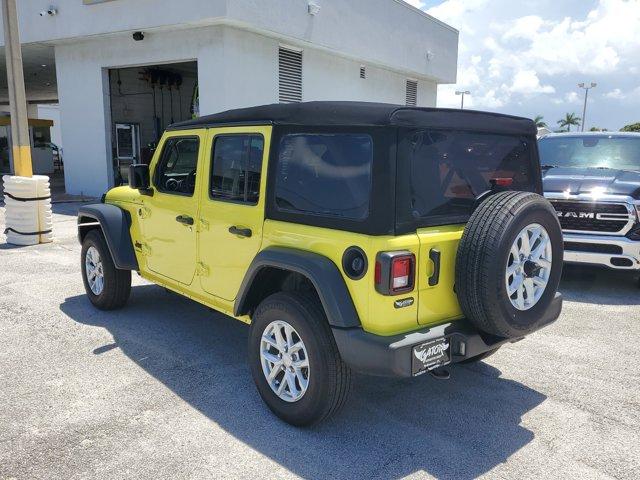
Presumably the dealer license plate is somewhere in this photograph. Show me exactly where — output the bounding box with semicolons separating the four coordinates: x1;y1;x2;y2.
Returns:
412;337;450;376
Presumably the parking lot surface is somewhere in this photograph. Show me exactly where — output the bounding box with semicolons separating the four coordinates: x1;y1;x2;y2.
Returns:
1;203;639;480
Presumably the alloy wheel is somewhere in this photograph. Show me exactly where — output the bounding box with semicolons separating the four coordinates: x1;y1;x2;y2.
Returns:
260;320;310;402
505;223;553;311
85;246;105;295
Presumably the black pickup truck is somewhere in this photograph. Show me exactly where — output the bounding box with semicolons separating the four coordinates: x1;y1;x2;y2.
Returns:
539;132;640;273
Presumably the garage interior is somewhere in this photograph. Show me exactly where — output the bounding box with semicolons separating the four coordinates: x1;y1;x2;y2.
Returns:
108;61;198;184
0;44;59;177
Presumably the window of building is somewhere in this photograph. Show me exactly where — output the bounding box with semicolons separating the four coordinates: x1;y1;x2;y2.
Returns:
31;126;52;148
210;135;264;204
154;137;200;196
274;133;373;220
279;47;303;103
406;80;418;106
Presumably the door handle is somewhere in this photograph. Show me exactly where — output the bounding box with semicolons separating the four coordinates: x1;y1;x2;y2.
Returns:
176;215;194;226
428;248;441;286
228;226;252;238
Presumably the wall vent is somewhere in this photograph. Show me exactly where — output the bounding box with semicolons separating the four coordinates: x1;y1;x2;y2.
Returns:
360;66;366;79
279;47;303;103
406;80;418;106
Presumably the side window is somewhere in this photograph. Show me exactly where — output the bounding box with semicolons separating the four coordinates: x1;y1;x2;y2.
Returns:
154;137;200;196
274;133;373;220
210;135;264;204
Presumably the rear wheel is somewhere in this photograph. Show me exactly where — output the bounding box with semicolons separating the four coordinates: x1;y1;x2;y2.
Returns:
81;229;131;310
248;292;351;426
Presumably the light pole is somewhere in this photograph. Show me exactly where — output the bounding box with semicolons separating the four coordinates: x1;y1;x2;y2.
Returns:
2;0;32;176
2;0;53;246
578;82;596;132
455;90;470;109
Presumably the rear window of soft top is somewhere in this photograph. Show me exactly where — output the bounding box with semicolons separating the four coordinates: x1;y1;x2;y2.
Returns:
397;129;537;229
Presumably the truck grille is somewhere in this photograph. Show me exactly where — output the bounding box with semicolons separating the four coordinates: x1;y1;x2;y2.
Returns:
550;201;631;233
563;242;623;255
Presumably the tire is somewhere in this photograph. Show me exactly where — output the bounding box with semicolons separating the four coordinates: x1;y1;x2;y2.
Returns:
81;229;131;310
455;191;563;338
248;292;352;426
458;347;500;364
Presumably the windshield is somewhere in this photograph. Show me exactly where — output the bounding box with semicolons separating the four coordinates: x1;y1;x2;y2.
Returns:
538;136;640;171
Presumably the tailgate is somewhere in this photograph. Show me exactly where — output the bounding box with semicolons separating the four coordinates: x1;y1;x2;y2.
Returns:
416;225;465;326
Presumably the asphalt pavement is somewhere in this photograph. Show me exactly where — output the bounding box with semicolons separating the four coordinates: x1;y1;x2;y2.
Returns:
1;203;639;479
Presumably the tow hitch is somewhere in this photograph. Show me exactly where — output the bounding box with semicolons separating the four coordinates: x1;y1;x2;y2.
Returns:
429;368;450;380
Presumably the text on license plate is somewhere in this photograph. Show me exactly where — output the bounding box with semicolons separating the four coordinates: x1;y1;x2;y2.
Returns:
412;337;450;376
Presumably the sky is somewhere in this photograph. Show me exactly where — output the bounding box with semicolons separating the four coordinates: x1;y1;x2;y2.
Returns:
404;0;640;130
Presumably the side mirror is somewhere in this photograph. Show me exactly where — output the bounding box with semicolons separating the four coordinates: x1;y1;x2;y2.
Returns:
129;164;152;194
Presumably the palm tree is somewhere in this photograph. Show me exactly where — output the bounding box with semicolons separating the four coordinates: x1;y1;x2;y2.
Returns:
533;115;547;128
557;113;581;132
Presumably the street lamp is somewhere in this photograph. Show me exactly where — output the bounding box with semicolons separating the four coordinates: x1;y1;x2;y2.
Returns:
455;90;470;109
578;82;597;132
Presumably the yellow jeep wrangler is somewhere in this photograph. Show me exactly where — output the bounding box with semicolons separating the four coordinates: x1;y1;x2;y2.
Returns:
77;102;563;425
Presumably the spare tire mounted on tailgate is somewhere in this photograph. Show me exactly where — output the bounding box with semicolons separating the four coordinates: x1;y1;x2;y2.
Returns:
455;191;563;338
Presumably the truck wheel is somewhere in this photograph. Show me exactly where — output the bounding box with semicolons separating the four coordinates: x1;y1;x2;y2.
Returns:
81;229;131;310
455;191;563;338
248;292;352;426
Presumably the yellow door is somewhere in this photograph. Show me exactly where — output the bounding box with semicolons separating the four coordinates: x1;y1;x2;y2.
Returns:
141;131;205;285
416;225;465;326
198;126;271;301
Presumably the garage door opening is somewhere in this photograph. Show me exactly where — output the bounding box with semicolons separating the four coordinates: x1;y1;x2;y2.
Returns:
108;61;198;185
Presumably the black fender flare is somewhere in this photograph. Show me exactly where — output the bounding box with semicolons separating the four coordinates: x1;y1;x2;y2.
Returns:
77;204;139;271
234;247;361;328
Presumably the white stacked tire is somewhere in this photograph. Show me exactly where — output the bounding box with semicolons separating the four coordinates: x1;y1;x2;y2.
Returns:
3;175;53;245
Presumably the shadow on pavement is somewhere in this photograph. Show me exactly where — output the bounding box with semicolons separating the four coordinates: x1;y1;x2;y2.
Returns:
61;285;546;480
560;264;640;305
0;243;24;250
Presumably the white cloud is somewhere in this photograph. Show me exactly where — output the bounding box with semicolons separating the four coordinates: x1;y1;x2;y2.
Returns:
422;0;640;128
502;15;547;41
403;0;426;9
604;88;625;99
565;92;582;104
510;70;555;95
426;0;489;37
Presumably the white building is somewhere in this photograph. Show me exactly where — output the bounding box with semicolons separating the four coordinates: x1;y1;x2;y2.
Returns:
0;0;458;196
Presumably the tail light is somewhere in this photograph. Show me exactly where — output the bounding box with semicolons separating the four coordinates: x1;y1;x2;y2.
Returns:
375;251;415;295
491;177;514;187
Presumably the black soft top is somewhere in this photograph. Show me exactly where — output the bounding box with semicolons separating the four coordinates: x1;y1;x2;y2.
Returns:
168;101;536;136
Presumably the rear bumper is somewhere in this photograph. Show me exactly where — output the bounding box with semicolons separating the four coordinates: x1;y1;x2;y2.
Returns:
332;293;563;377
563;233;640;270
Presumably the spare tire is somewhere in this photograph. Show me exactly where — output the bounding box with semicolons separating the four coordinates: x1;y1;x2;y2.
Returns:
455;191;563;338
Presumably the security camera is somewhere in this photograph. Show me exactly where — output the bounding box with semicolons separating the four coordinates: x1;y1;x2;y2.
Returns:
132;31;145;41
308;2;321;15
39;7;57;17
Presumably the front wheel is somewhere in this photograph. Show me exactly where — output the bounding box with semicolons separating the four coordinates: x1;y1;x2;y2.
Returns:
248;293;351;426
81;229;131;310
